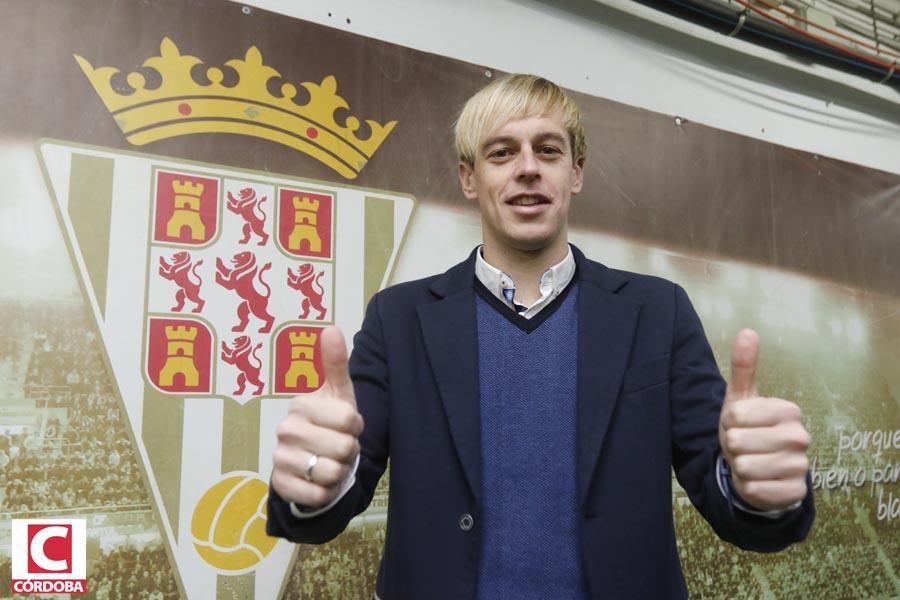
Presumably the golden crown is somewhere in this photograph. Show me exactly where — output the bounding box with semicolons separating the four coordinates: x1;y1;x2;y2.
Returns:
75;38;397;179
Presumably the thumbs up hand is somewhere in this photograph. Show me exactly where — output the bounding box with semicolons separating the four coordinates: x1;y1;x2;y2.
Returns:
719;329;811;512
271;326;364;509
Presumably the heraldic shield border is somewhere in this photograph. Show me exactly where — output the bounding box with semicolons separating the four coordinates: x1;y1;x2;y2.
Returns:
37;139;415;599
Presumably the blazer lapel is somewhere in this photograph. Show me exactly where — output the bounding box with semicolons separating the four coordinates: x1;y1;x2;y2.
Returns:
574;248;641;506
417;252;482;505
414;246;641;508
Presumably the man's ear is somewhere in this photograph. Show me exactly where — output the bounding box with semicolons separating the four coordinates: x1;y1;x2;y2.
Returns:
458;162;478;201
571;156;585;195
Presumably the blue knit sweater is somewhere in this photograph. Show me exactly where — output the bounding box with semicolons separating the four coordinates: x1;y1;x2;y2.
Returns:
475;284;587;599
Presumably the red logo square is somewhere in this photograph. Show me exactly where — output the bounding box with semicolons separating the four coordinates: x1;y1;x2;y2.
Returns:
26;524;72;574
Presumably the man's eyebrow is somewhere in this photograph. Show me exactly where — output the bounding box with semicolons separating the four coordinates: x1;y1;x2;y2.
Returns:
480;135;517;151
535;132;567;142
480;131;568;151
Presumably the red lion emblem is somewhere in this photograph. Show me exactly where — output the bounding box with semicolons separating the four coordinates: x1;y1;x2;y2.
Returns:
286;263;327;321
158;251;205;312
221;335;264;396
226;187;269;245
215;251;275;333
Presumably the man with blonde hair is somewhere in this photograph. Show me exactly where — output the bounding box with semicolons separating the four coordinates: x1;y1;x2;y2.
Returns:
268;74;814;599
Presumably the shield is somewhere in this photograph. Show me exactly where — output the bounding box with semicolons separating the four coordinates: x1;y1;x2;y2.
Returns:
39;140;414;598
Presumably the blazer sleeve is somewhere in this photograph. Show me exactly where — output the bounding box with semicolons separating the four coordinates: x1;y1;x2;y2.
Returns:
267;293;391;543
669;284;815;552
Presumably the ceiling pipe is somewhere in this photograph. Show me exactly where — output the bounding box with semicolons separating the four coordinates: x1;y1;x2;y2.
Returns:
636;0;900;88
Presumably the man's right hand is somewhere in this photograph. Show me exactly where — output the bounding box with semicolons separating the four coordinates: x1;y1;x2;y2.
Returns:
271;326;364;509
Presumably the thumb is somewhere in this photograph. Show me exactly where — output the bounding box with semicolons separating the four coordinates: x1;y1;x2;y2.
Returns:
320;326;355;406
728;328;760;401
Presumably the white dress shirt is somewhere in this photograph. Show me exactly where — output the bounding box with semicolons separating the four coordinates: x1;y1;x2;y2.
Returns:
474;245;575;319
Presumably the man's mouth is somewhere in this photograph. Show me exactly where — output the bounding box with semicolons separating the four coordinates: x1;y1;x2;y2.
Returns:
506;194;550;206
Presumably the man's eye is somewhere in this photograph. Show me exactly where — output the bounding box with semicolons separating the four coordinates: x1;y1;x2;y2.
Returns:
489;149;511;159
539;146;562;155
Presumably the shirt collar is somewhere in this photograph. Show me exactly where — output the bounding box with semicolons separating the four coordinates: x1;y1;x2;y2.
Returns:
474;245;575;313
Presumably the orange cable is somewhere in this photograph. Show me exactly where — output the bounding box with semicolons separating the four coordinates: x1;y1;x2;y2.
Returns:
731;0;898;70
746;0;900;60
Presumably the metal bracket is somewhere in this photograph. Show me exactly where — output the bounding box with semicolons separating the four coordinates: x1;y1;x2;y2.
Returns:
728;9;750;37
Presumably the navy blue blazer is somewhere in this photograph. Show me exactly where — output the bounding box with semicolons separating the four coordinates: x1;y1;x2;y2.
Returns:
268;246;815;599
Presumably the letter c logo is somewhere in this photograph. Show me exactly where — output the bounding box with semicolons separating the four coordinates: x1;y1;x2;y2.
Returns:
30;526;68;572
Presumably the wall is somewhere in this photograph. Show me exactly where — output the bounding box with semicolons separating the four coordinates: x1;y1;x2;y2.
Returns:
239;0;900;176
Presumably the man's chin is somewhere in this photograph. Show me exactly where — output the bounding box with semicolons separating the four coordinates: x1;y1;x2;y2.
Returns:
499;233;564;255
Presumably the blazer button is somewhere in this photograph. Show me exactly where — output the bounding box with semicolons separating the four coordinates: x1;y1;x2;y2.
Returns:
458;513;474;531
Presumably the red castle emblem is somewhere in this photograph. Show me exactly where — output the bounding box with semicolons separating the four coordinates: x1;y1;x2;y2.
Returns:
146;317;213;394
153;171;219;245
145;170;334;401
273;326;324;394
277;188;333;259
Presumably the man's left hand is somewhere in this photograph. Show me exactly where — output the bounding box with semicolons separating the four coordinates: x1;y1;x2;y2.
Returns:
719;329;811;512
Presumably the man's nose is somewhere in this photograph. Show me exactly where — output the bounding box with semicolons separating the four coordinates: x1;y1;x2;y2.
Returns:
515;148;540;180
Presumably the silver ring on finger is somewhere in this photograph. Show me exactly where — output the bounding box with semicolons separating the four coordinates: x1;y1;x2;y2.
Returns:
305;454;319;483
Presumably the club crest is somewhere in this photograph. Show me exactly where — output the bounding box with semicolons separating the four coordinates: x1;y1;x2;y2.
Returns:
40;141;414;598
145;169;339;404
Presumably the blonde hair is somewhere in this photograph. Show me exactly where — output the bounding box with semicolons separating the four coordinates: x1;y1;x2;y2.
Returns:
454;73;586;168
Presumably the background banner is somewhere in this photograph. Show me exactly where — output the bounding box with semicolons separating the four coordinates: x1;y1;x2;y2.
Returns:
1;0;898;598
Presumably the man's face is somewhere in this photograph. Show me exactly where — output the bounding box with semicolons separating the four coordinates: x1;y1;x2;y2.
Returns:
458;110;583;257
